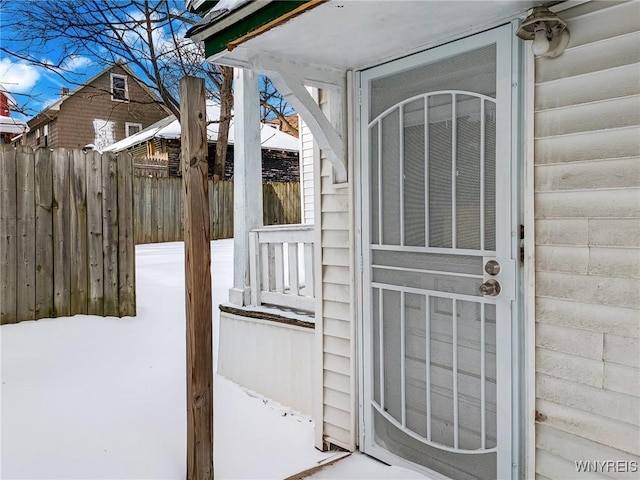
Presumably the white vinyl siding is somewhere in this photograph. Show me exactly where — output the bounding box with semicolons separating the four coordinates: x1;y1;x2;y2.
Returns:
315;88;355;451
534;1;640;475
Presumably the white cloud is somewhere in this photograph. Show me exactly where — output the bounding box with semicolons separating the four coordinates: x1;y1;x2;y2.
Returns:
0;58;41;93
61;55;93;72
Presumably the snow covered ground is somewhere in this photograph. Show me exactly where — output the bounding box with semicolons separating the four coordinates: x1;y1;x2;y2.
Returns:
1;240;427;479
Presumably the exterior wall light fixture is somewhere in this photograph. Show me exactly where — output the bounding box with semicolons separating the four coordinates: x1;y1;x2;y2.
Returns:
516;6;570;58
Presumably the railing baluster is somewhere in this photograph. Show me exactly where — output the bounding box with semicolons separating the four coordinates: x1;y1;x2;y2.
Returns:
288;242;299;295
262;243;272;293
274;243;284;293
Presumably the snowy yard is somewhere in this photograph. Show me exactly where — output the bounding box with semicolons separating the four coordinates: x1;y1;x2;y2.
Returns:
1;240;427;479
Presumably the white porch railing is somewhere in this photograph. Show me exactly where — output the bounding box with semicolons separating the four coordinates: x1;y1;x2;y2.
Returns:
249;224;314;312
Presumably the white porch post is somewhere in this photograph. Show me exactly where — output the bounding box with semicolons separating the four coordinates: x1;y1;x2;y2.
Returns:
229;68;263;306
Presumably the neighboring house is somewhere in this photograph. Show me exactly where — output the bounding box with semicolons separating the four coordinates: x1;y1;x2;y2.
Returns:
22;61;170;150
0;87;29;144
268;113;299;137
102;101;300;182
186;1;639;479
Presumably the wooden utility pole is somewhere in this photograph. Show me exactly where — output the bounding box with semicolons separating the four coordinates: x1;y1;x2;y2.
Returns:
181;75;213;480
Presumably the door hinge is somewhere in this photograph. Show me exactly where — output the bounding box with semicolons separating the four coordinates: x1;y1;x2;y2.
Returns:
357;87;362;106
520;224;525;263
359;255;364;273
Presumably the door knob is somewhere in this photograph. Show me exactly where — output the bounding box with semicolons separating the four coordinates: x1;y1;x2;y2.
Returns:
479;279;501;297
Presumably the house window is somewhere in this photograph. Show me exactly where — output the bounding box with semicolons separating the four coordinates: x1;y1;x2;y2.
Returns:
125;122;142;137
111;73;128;102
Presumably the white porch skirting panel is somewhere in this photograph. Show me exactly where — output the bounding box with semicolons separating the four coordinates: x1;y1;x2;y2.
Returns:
217;309;315;416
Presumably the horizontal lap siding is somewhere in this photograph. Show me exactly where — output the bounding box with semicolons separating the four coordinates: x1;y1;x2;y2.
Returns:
534;1;640;475
49;66;167;150
319;147;355;450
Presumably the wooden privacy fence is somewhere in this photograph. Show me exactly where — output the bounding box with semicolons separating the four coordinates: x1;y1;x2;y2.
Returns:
133;154;169;178
0;146;135;325
133;178;301;244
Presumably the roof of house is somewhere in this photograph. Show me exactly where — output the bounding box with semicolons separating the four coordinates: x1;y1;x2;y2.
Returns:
102;100;299;153
0;86;29;134
0;116;29;135
27;60;170;128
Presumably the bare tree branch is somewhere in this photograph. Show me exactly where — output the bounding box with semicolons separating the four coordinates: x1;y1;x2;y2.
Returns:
1;0;295;173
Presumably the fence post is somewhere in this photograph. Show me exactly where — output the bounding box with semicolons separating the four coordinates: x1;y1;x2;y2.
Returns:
181;75;213;480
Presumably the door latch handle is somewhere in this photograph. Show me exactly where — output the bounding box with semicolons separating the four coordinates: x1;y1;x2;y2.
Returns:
479;279;501;297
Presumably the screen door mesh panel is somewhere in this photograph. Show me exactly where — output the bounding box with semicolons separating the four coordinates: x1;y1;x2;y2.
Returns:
369;91;496;251
369;43;498;253
369;90;497;251
367;42;499;479
370;45;497;121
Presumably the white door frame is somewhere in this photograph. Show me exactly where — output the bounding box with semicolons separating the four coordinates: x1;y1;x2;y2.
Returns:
354;22;525;479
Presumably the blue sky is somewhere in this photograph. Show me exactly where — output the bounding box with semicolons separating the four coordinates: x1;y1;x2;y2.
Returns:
0;54;101;120
0;1;292;124
0;2;101;119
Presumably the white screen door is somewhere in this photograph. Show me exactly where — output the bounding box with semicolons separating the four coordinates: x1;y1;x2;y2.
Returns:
360;25;517;479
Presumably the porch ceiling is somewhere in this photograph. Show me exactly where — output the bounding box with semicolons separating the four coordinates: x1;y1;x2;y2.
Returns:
206;0;547;71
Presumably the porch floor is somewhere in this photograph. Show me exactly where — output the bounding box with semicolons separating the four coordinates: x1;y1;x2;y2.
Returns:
0;239;428;479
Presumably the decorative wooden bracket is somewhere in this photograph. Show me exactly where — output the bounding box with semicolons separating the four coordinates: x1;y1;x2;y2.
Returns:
254;56;348;183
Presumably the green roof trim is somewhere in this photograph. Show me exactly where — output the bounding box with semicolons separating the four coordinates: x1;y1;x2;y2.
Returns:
203;1;310;59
